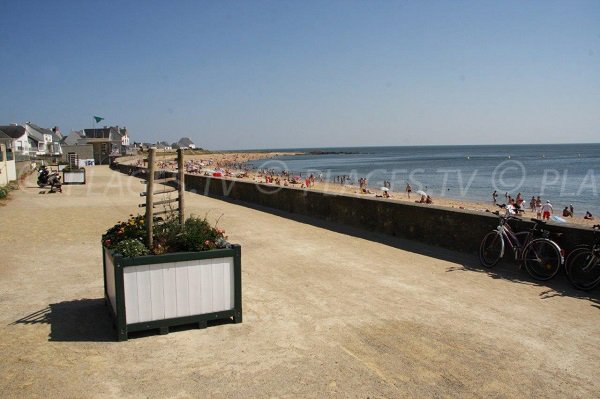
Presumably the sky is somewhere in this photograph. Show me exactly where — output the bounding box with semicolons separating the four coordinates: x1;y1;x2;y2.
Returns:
1;0;599;150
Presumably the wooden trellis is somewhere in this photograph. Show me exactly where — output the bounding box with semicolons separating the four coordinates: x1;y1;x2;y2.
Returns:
139;148;185;248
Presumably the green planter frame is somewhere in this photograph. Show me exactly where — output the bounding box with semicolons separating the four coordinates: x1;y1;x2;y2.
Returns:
103;244;242;341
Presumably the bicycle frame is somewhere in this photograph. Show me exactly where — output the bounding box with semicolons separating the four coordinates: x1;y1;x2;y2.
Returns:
495;216;561;264
496;220;530;260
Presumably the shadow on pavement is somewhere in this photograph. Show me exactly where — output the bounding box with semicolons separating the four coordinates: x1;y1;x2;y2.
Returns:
215;196;600;306
12;298;114;342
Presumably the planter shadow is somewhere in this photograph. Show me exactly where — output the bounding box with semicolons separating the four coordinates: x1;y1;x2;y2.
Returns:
12;299;114;342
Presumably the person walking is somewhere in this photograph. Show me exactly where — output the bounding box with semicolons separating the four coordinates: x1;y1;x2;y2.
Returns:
406;182;412;199
541;200;553;221
492;190;498;205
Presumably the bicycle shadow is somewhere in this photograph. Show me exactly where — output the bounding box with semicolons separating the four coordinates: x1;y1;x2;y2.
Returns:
193;194;600;307
447;261;600;307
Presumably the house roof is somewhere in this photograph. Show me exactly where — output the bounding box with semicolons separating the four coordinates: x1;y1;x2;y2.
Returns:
61;131;85;145
27;122;53;136
177;137;195;146
0;131;12;141
0;125;26;139
26;122;62;142
83;127;122;140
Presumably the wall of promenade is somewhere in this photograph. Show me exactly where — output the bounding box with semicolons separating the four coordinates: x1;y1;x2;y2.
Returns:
116;164;596;254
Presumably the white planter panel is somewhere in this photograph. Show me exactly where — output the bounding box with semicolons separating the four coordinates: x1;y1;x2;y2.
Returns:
149;264;166;320
63;171;85;183
162;264;177;319
123;257;234;324
104;250;117;314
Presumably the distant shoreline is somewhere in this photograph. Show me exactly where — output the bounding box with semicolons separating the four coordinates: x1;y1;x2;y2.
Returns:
119;150;599;229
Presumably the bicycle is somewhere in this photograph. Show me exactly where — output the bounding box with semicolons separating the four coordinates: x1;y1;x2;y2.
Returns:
479;212;564;281
565;225;600;291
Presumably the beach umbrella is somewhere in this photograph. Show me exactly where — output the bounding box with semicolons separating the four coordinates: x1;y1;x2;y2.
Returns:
380;187;389;192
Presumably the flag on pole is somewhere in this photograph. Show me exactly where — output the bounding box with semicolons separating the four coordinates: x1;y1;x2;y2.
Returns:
93;116;104;123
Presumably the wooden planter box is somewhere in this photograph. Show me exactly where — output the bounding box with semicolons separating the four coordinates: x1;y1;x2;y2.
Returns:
62;169;86;184
103;245;242;341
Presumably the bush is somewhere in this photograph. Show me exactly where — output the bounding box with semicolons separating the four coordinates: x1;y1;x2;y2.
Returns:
0;182;18;200
102;214;229;257
180;216;227;251
62;166;84;172
102;215;146;249
113;239;150;258
152;216;184;255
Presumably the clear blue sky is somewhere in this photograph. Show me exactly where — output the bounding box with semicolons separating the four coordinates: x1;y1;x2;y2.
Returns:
1;0;598;150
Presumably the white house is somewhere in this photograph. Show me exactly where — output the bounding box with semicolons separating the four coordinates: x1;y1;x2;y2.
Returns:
119;126;130;146
0;131;17;185
0;124;30;156
25;123;62;156
177;137;196;149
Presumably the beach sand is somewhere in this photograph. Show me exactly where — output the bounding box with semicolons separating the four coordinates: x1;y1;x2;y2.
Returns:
127;151;598;229
1;166;599;397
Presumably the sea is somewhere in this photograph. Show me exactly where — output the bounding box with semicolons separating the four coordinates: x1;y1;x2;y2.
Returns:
245;143;600;217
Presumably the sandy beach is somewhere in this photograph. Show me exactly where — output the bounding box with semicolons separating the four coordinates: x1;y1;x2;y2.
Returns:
125;151;598;229
1;165;599;397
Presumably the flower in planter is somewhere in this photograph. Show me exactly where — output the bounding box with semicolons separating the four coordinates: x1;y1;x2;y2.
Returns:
113;238;150;258
102;214;146;251
103;213;229;257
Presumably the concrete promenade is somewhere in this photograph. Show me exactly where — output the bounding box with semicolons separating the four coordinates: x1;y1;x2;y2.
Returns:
1;166;599;398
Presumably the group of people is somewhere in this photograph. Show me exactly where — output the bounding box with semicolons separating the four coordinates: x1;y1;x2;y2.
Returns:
492;190;594;221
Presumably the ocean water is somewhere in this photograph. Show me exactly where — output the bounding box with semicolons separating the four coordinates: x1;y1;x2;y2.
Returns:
246;144;600;217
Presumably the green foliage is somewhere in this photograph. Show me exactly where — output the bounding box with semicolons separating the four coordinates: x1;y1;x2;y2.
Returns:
62;166;84;172
102;213;229;257
102;214;146;250
0;182;18;200
112;239;150;258
152;216;184;255
179;216;227;251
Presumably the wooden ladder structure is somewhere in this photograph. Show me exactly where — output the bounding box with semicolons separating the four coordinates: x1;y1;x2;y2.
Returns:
139;148;186;248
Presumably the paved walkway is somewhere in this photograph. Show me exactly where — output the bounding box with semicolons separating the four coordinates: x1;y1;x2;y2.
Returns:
1;166;599;398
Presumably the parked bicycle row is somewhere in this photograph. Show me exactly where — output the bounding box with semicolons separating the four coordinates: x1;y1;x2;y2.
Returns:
479;210;600;291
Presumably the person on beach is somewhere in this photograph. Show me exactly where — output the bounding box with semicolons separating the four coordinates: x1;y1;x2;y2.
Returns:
535;198;542;219
563;207;572;217
530;196;536;212
541;200;553;220
584;211;594;220
406;183;412;199
492;190;498;205
569;204;574;216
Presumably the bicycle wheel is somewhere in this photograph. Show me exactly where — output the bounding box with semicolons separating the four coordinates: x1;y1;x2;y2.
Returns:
566;248;600;291
479;231;503;268
522;238;561;281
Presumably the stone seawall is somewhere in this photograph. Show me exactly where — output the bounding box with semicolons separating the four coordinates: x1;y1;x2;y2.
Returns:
116;164;596;254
